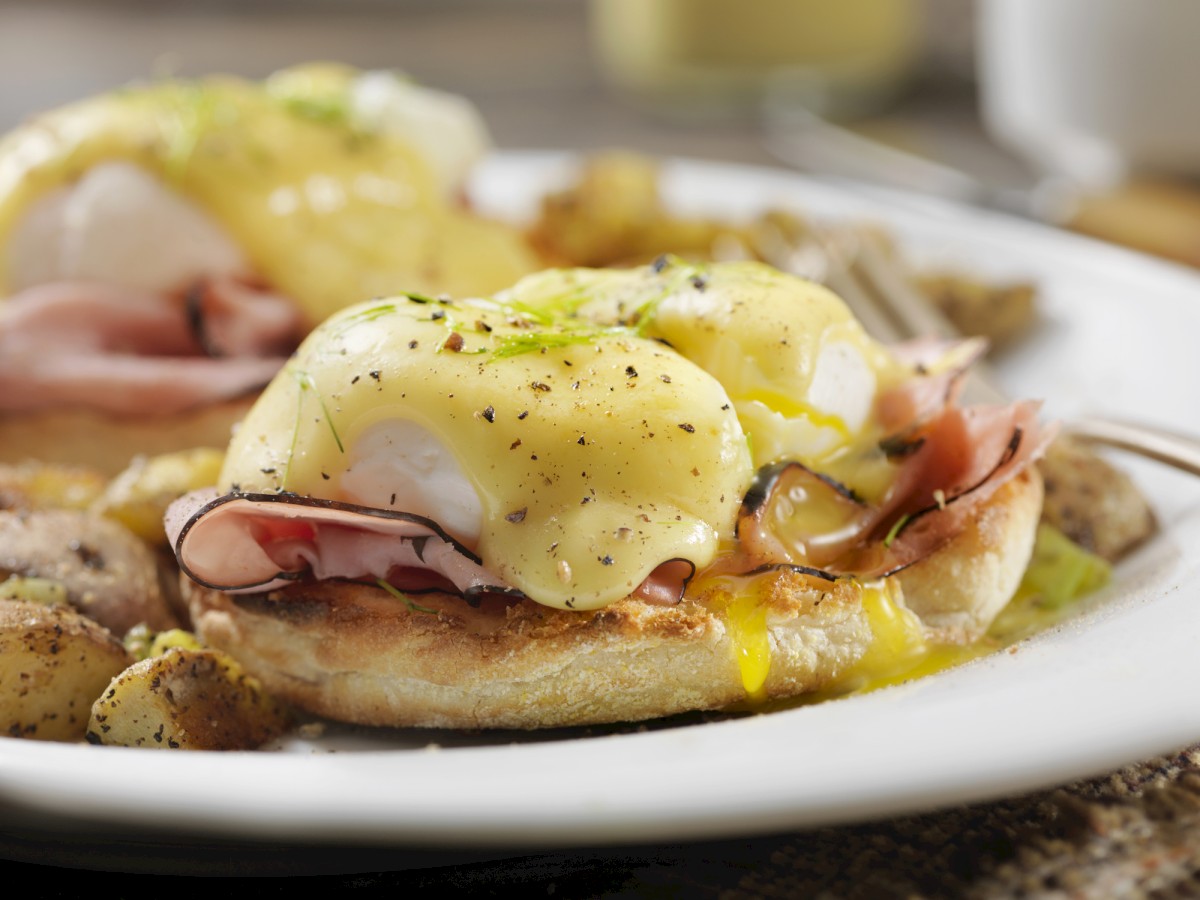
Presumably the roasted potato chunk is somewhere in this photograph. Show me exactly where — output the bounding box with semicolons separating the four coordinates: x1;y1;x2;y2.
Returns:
914;272;1037;348
0;509;179;636
0;461;106;512
87;647;290;750
1038;436;1158;561
92;449;224;545
0;599;132;741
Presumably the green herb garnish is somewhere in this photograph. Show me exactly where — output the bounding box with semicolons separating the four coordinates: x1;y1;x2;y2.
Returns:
291;369;345;454
883;514;911;548
376;579;439;615
489;327;625;360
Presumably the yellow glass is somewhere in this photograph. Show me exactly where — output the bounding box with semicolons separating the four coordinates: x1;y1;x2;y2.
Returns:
591;0;922;118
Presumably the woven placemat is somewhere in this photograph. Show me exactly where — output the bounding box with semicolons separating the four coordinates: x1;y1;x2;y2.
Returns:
376;743;1200;897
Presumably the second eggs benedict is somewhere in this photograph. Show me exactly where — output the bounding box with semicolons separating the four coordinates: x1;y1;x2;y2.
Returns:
0;64;537;471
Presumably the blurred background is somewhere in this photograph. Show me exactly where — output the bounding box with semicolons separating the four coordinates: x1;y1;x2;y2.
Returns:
3;0;1200;268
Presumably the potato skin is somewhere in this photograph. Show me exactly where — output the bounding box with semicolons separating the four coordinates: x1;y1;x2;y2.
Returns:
87;647;290;750
0;599;132;741
0;508;178;636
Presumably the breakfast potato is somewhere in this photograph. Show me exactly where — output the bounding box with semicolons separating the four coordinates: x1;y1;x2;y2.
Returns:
0;508;179;636
1038;436;1157;561
0;599;132;741
87;647;291;750
0;461;107;512
92;448;224;545
913;272;1037;348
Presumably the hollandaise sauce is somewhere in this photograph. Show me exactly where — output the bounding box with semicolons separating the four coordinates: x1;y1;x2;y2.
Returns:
0;65;536;318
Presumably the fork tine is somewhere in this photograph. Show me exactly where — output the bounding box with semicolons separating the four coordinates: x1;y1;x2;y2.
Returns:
841;226;1011;406
806;226;908;344
759;215;1200;476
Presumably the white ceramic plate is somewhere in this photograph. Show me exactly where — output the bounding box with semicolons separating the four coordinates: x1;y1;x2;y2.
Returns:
4;153;1200;849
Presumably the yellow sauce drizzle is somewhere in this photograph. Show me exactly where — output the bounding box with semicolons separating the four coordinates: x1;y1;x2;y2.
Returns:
723;587;771;700
736;580;994;714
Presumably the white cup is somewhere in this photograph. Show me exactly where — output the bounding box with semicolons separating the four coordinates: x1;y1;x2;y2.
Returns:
977;0;1200;187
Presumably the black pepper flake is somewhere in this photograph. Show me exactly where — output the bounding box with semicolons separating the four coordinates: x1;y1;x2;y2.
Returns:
571;381;580;390
678;423;695;433
505;508;527;524
482;405;496;423
720;403;730;411
660;374;672;383
599;555;614;566
430;310;446;321
442;331;465;352
408;340;419;349
530;453;538;460
390;493;397;505
369;370;381;381
475;320;493;333
531;381;551;392
651;254;670;273
690;273;709;291
68;540;105;570
518;410;529;420
625;365;638;378
510;439;522;449
577;435;586;445
563;359;573;367
260;467;276;475
581;496;591;504
320;471;330;480
351;375;360;385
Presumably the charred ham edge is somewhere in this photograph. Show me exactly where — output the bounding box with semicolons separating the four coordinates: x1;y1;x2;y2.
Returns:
168;489;696;609
735;401;1055;582
184;276;304;360
0;279;301;415
735;461;876;577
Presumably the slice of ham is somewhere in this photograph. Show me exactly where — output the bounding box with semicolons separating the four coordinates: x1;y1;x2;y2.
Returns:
167;489;697;607
875;336;987;435
0;278;303;415
737;400;1055;581
630;559;696;606
167;489;520;601
187;276;303;359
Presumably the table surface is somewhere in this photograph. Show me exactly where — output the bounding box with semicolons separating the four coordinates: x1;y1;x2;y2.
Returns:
2;2;1200;893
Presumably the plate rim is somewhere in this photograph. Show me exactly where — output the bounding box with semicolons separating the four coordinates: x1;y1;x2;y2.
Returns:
3;151;1200;849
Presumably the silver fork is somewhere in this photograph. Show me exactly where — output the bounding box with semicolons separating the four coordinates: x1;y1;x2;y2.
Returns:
769;224;1200;477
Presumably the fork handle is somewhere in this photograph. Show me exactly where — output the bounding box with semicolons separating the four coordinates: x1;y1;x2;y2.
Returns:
1062;417;1200;477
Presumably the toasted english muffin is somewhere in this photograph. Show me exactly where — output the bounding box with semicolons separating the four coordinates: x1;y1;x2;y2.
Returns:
182;469;1043;729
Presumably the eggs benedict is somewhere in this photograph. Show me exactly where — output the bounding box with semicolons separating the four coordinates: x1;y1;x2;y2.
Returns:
169;259;1048;728
0;65;537;472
